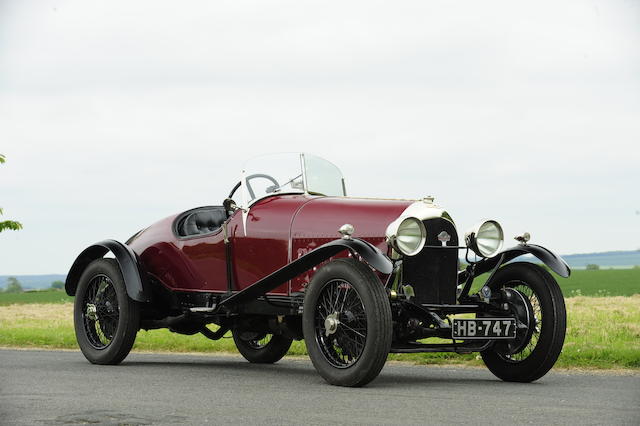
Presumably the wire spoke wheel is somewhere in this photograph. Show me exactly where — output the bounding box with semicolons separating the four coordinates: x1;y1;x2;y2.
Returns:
303;258;392;387
74;258;140;365
82;274;120;349
314;279;367;368
480;262;566;383
501;282;542;362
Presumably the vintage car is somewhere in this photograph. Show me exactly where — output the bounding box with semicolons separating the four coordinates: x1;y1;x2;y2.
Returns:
65;153;569;387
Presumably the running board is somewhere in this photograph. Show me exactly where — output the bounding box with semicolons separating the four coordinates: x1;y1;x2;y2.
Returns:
390;341;493;354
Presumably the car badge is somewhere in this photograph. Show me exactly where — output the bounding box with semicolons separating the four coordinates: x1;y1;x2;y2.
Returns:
437;231;451;246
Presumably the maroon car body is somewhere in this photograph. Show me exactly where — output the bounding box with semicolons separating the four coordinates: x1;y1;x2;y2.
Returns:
128;195;409;295
66;153;570;387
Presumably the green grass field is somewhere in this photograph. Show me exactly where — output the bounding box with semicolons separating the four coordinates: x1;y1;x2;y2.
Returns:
0;290;73;305
556;268;640;297
1;268;637;306
467;267;639;297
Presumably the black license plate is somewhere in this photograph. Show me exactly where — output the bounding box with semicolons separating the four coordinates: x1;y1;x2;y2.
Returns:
452;318;516;340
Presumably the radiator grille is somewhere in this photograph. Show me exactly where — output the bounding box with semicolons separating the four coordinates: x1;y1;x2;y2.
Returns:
402;218;459;304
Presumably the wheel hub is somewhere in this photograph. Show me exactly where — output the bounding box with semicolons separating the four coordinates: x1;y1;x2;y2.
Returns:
498;288;535;355
86;303;98;321
324;312;340;336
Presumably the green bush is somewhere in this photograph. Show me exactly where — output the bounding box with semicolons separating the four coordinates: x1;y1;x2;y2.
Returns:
50;281;64;290
4;277;23;293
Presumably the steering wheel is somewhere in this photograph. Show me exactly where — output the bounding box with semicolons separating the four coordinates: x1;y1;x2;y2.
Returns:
228;174;280;201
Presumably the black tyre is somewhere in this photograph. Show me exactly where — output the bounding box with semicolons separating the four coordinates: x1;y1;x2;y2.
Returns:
481;262;566;382
232;330;293;364
74;258;140;365
303;258;392;387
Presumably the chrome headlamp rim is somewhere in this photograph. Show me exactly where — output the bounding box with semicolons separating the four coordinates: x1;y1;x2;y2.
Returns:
385;216;427;257
465;219;504;258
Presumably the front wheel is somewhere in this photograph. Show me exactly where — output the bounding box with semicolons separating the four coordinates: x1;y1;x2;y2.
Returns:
481;262;566;382
303;258;392;387
74;259;140;365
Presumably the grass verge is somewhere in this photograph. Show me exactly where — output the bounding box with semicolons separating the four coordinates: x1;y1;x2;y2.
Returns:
468;267;640;297
1;296;638;369
0;290;74;305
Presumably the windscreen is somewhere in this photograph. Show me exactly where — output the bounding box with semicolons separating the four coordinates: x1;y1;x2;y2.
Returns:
241;153;346;207
303;153;346;197
241;153;305;204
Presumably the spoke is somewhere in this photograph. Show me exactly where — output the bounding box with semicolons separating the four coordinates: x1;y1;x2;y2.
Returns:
328;284;336;312
320;298;333;316
340;285;350;312
497;281;546;362
331;284;341;312
339;322;366;339
342;291;361;312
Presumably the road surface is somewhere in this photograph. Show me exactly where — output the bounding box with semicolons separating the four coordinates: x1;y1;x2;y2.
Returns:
0;349;638;425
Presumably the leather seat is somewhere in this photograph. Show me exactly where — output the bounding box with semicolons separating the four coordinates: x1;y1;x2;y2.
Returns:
179;207;226;237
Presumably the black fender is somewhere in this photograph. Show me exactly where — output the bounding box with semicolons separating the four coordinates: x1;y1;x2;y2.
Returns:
218;237;393;309
65;239;151;302
474;243;571;278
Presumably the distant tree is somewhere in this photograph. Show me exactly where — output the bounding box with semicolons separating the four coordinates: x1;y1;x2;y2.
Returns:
51;280;64;290
633;265;640;270
0;154;23;233
5;277;23;293
585;264;600;271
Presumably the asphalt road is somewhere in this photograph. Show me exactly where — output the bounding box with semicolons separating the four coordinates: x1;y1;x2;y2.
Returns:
0;349;638;425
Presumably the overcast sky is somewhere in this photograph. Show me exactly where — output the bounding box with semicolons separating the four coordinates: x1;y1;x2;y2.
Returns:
1;0;638;275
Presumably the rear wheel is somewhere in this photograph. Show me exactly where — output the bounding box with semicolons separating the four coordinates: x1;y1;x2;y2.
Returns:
232;330;292;364
303;258;392;387
481;262;566;382
74;259;140;365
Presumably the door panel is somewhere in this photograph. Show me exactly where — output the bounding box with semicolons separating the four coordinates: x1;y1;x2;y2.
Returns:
229;195;310;295
174;230;228;292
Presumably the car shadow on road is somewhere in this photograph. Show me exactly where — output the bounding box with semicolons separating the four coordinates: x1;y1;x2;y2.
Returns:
116;356;318;375
372;371;538;389
109;355;546;389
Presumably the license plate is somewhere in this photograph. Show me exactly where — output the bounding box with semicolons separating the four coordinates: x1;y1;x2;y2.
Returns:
452;318;516;340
